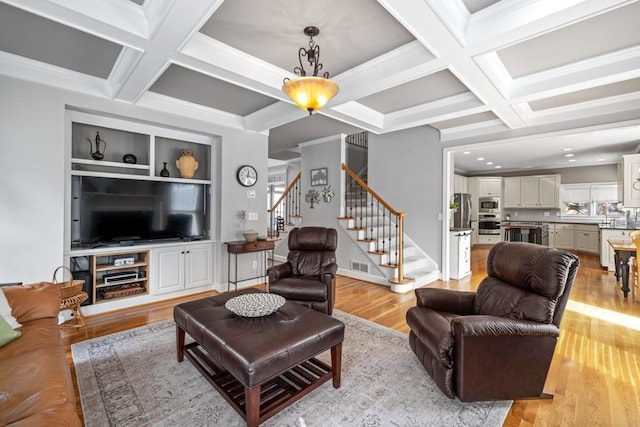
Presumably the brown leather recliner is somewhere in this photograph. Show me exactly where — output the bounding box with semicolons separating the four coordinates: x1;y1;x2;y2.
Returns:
406;241;580;402
267;227;338;315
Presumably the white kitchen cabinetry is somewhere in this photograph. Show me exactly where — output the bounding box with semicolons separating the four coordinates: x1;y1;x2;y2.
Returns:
477;234;501;245
618;154;640;207
450;230;471;279
153;243;213;295
453;174;468;194
551;223;575;250
600;228;633;270
575;225;600;254
503;175;560;208
477;177;502;197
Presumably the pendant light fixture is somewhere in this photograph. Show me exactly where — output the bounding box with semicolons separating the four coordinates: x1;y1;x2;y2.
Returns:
282;26;339;115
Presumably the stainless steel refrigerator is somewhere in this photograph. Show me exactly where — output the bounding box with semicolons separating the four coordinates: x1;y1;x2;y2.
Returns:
453;193;472;228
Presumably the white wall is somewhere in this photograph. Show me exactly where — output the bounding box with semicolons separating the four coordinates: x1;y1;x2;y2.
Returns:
368;126;443;268
0;75;268;285
0;77;65;282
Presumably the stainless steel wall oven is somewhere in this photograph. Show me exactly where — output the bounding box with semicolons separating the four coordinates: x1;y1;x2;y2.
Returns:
478;214;500;235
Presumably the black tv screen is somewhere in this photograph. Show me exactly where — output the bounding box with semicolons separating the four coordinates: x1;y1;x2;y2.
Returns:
72;177;209;248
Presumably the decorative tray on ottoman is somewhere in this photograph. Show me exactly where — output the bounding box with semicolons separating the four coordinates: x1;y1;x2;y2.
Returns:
224;293;285;317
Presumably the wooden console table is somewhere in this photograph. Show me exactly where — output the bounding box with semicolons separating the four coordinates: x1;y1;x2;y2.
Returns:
225;240;276;292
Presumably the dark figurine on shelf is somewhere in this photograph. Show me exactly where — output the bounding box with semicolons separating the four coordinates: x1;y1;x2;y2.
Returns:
160;162;170;177
88;131;106;161
122;154;137;164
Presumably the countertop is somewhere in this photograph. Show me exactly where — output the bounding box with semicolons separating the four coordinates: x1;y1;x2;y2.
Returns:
500;220;639;230
450;228;473;232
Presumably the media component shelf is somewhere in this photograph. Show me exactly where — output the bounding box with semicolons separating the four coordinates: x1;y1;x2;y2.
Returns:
92;250;149;303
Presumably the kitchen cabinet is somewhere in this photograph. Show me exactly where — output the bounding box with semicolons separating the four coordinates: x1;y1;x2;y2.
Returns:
618;154;640;207
453;174;468;194
153;243;213;294
575;225;600;254
477;177;502;197
550;223;575;250
450;230;471;279
503;174;560;208
600;228;633;270
477;234;501;245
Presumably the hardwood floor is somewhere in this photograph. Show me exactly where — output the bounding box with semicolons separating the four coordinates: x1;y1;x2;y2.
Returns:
62;246;640;426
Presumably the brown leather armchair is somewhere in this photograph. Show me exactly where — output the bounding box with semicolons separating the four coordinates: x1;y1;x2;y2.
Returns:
406;241;580;402
267;227;338;315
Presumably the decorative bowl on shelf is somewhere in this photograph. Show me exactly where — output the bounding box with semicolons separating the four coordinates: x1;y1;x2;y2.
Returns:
243;230;259;242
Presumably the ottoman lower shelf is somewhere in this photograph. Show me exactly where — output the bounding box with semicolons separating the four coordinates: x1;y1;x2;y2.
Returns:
183;341;335;425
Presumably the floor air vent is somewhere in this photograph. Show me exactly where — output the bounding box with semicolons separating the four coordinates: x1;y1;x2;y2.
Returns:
351;261;369;274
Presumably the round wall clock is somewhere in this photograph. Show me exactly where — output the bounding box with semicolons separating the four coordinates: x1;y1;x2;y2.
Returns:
237;165;258;187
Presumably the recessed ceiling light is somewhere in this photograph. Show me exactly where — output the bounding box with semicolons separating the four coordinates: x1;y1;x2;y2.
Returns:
494;165;502;169
565;153;574;157
562;148;573;152
463;151;471;155
568;159;576;162
597;158;605;161
486;161;493;165
477;157;485;161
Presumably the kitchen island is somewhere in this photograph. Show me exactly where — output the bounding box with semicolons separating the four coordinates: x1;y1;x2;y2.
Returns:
502;223;549;246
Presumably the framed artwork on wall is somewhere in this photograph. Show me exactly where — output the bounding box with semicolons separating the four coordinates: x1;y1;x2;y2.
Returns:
310;167;328;186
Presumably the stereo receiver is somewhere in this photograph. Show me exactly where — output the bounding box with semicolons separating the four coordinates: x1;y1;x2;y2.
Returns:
103;271;138;284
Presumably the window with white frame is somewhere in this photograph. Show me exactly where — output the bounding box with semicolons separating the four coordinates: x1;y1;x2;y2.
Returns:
561;183;621;218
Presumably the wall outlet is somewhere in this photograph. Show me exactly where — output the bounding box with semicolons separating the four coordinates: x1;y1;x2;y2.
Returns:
252;260;257;269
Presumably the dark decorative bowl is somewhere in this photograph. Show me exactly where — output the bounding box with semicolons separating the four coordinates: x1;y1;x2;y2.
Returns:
122;154;137;164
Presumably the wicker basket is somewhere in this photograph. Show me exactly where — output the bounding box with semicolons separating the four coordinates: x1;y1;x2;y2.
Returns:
53;266;85;299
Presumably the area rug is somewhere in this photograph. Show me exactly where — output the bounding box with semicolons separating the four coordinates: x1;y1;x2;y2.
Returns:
72;311;511;427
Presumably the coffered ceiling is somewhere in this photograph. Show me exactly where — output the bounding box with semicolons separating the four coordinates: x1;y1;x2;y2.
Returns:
1;0;639;174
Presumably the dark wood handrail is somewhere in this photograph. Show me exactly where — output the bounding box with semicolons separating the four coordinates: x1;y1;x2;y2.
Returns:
268;172;301;213
341;163;405;218
342;163;408;284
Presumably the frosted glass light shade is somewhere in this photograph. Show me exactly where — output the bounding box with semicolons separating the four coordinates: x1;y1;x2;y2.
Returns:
282;76;339;113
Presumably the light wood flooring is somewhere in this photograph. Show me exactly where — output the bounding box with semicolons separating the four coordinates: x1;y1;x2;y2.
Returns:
62;246;640;426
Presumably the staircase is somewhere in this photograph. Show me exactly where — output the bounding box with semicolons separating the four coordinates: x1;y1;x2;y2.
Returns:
337;183;439;293
266;164;439;293
267;172;302;248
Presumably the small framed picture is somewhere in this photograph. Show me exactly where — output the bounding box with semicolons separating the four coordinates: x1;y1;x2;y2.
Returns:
310;167;328;186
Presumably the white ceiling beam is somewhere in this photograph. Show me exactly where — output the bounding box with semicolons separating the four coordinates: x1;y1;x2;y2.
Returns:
466;0;634;48
136;91;245;131
509;46;640;102
0;50;111;98
3;0;149;47
114;0;225;103
383;93;488;133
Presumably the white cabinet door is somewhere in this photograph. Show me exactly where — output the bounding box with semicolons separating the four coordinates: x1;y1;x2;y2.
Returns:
619;154;640;207
503;178;521;208
155;247;185;294
520;177;539;208
575;225;599;254
554;224;575;250
478;178;502;197
154;243;213;294
538;175;559;208
185;244;213;289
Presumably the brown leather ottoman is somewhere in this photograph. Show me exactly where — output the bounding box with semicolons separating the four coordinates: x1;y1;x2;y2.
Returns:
173;288;345;427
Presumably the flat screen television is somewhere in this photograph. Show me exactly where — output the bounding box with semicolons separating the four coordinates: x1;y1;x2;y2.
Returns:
71;176;209;248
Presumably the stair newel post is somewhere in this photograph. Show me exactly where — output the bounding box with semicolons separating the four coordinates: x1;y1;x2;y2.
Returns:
397;213;405;283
